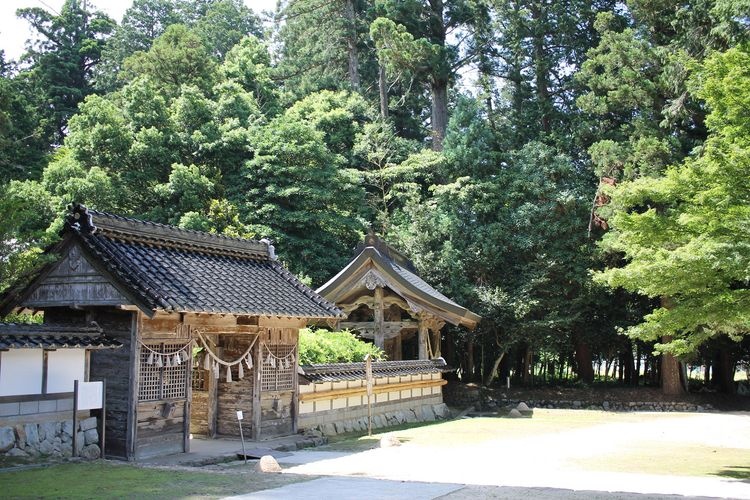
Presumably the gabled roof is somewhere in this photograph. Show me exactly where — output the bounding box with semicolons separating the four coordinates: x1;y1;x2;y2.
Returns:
0;323;122;350
0;204;343;320
299;358;453;383
317;233;481;329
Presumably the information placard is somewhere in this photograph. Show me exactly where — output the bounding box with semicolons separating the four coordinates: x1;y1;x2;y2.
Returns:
76;381;103;410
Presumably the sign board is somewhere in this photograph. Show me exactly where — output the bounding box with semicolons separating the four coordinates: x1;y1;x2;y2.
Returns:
76;381;103;410
236;410;244;420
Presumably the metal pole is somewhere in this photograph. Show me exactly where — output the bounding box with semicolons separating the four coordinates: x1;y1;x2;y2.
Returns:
72;380;79;458
365;355;373;437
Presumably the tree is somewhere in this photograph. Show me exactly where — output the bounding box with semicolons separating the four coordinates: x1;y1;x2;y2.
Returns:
241;116;365;285
17;0;114;144
595;44;750;377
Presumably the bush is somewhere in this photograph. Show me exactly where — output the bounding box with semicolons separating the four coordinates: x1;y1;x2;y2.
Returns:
298;328;386;365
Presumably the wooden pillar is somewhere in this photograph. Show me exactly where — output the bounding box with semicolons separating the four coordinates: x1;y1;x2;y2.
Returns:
374;287;385;350
418;319;428;360
431;328;441;358
393;334;402;361
206;338;219;438
252;340;262;441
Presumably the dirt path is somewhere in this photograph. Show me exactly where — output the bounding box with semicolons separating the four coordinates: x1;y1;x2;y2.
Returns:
277;411;750;499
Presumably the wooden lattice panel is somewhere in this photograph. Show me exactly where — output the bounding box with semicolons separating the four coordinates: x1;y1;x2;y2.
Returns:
138;343;188;401
261;344;295;392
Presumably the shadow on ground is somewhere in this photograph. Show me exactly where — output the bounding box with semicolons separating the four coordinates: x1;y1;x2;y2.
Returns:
713;466;750;482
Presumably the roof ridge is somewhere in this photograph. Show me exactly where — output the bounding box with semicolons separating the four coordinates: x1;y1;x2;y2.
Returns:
66;203;270;259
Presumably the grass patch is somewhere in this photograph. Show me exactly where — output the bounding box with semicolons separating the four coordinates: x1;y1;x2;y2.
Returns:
575;444;750;477
0;460;312;499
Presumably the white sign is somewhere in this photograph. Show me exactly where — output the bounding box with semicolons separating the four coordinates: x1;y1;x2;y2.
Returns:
76;381;103;410
236;410;244;420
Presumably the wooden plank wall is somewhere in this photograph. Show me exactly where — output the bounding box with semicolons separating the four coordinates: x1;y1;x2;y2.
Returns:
189;391;209;435
135;313;191;460
260;390;294;437
86;308;135;460
215;334;254;437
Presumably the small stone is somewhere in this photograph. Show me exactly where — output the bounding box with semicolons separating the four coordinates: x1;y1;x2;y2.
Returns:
79;417;97;432
256;455;282;473
516;402;530;412
80;444;101;460
380;436;401;448
572;401;582;408
0;426;15;452
508;409;523;418
40;422;57;441
76;432;85;453
84;428;99;445
602;401;610;410
7;447;28;458
305;429;323;438
322;423;337;436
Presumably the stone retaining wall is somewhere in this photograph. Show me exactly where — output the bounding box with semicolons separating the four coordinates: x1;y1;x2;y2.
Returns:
300;401;452;436
443;383;716;412
502;399;714;412
0;416;101;460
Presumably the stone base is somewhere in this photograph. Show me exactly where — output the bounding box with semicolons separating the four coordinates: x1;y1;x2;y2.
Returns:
0;416;100;461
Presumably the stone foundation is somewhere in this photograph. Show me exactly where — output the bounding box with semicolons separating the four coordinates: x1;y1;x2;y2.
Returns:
0;416;101;460
300;401;452;436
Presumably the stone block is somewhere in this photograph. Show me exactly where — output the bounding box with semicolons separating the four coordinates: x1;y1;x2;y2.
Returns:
322;423;337;436
39;439;55;455
62;420;74;437
84;428;98;445
0;426;16;452
0;402;20;417
420;405;435;421
80;444;101;460
405;410;417;423
24;423;39;445
433;403;450;419
14;425;27;448
57;399;73;412
76;432;85;453
19;401;39;415
38;400;57;413
40;422;57;441
79;417;97;432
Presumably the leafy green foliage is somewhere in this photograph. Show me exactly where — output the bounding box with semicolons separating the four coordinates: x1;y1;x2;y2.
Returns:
298;328;386;365
595;44;750;356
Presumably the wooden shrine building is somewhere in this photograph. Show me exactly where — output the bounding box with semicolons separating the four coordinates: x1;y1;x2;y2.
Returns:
316;234;480;361
0;204;343;460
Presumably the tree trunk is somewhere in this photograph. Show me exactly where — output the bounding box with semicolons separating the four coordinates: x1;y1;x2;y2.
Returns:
466;336;475;382
343;0;360;91
523;346;533;385
483;351;506;387
530;0;551;134
716;345;735;394
574;335;594;383
378;61;388;119
430;79;448;151
661;336;684;395
634;344;641;386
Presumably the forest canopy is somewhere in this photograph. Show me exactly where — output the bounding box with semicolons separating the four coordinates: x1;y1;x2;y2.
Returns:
1;0;748;393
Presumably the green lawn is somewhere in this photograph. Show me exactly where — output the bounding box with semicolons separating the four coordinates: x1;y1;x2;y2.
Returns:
0;461;313;499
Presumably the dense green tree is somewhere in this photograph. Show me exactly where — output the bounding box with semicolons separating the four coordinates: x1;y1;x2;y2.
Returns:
595;44;750;368
17;0;114;144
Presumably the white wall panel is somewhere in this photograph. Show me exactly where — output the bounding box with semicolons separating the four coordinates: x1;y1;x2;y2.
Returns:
0;349;43;396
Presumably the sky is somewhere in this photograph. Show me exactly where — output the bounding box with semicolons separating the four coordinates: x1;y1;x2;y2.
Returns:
0;0;278;61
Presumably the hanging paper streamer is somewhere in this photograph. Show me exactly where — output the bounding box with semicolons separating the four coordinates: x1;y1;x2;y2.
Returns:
156;356;163;368
147;351;154;365
174;354;181;366
213;361;220;379
246;353;253;370
226;365;233;383
181;350;189;363
203;353;211;371
238;362;244;380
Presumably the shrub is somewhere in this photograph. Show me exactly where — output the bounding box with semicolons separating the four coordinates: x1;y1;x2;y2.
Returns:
298;328;386;365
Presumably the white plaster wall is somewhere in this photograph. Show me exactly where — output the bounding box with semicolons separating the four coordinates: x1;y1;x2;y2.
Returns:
47;349;86;393
0;349;43;396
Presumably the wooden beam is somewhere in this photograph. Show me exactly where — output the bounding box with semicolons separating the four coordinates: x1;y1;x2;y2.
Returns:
373;287;385;350
418;319;428;360
300;378;446;403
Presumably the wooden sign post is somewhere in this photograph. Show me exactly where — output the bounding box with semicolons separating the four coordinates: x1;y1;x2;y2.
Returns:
365;355;373;437
237;410;247;464
72;380;105;458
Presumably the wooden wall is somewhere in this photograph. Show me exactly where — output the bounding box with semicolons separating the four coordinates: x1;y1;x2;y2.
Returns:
215;334;255;437
86;308;135;460
190;390;209;435
135;312;191;460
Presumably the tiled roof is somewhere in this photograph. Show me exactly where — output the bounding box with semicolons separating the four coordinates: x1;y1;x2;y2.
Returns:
7;204;343;319
317;233;481;328
0;323;122;350
299;358;453;382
